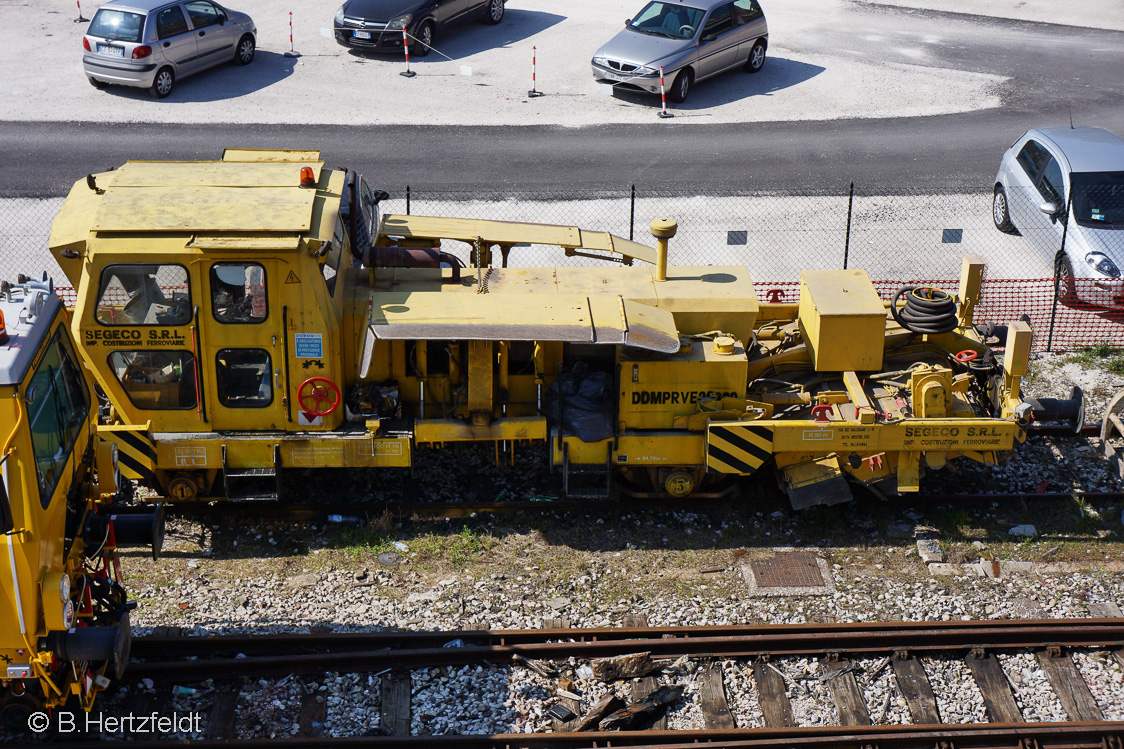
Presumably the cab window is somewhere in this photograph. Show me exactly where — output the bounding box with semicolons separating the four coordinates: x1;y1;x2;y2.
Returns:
1016;140;1051;180
702;6;734;37
155;5;189;38
210;262;267;324
108;351;197;410
216;349;272;408
97;264;191;326
1038;158;1065;206
28;327;91;508
731;0;763;25
183;0;222;28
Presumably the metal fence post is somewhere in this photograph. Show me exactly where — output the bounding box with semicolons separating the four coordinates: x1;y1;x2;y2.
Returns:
1045;192;1073;353
843;181;854;269
406;185;411;216
629;184;636;242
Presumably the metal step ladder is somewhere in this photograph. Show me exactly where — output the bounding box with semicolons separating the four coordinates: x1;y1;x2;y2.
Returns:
560;441;614;499
222;444;282;501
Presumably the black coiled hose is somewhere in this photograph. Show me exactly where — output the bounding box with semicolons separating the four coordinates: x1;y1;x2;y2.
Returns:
890;286;958;334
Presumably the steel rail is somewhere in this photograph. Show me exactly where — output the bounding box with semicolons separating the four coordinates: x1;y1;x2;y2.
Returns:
128;619;1124;680
47;721;1124;749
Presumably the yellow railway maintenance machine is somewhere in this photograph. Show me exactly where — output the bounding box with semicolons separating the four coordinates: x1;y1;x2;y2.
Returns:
0;275;162;729
49;149;1082;507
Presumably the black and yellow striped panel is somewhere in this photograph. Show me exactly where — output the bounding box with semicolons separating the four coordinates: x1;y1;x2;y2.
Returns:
707;424;774;475
99;426;157;484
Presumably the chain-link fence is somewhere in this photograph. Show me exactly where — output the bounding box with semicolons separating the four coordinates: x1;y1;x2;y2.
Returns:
4;185;1123;351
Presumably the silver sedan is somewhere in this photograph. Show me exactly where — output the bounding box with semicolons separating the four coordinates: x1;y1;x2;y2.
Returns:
591;0;768;104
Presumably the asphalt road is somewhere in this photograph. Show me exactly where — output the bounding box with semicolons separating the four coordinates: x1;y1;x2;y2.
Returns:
3;7;1123;198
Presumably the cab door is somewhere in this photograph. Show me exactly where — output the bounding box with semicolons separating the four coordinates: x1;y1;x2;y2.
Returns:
696;5;739;79
203;260;287;431
183;0;235;72
153;3;199;73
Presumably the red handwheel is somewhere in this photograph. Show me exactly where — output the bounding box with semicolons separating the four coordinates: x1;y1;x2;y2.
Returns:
955;350;979;363
298;377;340;417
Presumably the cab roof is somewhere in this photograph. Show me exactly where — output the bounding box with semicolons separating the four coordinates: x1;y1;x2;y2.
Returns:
49;150;331;251
0;290;62;387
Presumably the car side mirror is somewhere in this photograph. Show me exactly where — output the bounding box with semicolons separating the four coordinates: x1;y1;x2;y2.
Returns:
1039;202;1058;217
624;18;631;25
701;33;717;42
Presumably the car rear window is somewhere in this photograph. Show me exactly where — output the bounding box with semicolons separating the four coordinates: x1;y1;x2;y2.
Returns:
88;8;145;42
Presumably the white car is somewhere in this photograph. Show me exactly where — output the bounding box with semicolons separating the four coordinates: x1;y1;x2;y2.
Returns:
993;126;1124;306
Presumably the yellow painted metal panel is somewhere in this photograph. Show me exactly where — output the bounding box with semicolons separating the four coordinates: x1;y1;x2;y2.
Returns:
108;161;323;187
98;424;156;482
382;214;581;246
619;339;748;430
222;148;322;162
766;418;1019;452
93;186;315;232
615;433;706;465
187;235;302;250
370;293;594;342
415;416;547;443
707;423;773;475
798;269;885;372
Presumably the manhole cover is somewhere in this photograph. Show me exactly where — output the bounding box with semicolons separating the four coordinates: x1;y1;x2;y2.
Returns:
377;552;402;566
742;550;834;597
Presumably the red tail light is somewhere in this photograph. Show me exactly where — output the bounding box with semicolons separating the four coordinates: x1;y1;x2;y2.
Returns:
132;45;152;59
83;37;91;51
300;167;316;188
0;310;8;346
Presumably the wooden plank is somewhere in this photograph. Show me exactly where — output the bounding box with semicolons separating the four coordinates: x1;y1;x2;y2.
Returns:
1036;652;1103;722
1089;602;1123;618
203;691;239;740
297;690;326;737
623;613;666;730
964;654;1023;723
825;659;871;726
892;658;941;724
698;663;735;729
752;662;796;727
380;670;412;737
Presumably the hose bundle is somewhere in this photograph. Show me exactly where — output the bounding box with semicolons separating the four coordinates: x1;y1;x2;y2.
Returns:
890;286;958;334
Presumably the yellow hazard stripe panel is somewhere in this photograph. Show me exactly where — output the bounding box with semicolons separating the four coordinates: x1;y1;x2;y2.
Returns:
707;424;774;475
99;427;157;484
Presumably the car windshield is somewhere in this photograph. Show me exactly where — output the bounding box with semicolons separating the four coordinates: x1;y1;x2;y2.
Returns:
1071;171;1124;226
629;2;705;39
88;8;145;42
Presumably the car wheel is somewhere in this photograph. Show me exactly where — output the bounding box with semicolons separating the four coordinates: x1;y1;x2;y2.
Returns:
412;21;433;57
483;0;504;24
235;34;255;65
744;40;766;73
992;184;1016;233
1056;254;1079;306
668;68;693;104
88;76;107;89
150;67;174;99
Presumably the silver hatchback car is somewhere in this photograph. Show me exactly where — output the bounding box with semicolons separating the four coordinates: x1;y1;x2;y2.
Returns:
993;127;1124;307
591;0;768;104
83;0;256;98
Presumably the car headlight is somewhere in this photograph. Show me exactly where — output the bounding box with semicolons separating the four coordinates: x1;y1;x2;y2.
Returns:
634;65;657;76
388;14;412;29
592;56;609;67
334;7;345;24
1085;253;1120;278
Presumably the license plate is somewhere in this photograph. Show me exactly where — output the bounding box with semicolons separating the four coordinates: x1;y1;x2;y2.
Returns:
97;44;124;57
353;30;371;39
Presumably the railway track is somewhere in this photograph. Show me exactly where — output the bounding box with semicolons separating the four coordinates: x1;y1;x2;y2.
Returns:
92;619;1124;746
